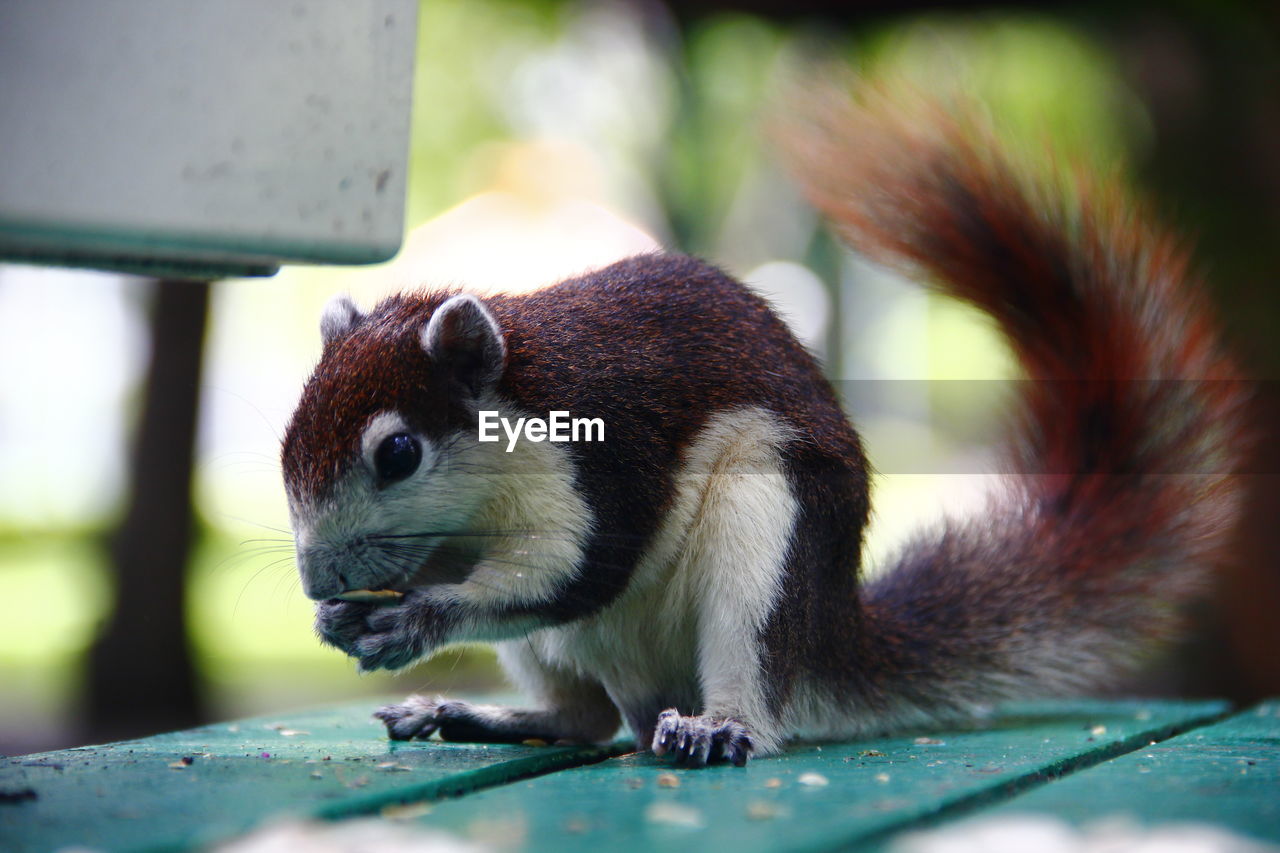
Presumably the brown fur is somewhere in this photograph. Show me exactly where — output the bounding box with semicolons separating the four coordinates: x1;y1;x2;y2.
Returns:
284;254;869;644
780;87;1247;713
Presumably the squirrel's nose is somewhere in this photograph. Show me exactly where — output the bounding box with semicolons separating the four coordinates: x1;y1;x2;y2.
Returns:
300;566;345;601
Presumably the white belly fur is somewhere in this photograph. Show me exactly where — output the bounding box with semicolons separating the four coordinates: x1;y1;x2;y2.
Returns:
523;406;800;751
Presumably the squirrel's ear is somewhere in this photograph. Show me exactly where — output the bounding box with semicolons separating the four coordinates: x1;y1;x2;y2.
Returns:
420;294;506;396
320;295;364;346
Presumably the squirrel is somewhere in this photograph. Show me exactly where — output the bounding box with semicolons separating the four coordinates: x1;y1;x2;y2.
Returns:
280;88;1246;767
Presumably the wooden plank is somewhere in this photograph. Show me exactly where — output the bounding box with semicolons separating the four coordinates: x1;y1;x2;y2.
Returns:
391;700;1228;853
971;700;1280;845
0;702;621;853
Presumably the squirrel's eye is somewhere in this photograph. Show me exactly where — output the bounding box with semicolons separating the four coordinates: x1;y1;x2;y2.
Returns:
374;433;421;484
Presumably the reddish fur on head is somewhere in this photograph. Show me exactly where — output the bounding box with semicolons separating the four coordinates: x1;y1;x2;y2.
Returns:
282;291;464;506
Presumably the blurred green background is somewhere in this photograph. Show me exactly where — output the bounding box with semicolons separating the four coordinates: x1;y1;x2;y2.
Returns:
2;0;1278;755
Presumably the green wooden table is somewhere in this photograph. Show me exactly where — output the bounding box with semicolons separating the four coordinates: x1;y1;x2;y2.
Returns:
2;699;1276;852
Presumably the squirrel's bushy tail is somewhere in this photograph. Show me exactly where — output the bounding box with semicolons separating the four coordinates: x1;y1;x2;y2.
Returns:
785;88;1247;710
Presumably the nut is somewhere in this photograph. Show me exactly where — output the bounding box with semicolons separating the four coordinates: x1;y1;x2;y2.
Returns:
335;589;404;603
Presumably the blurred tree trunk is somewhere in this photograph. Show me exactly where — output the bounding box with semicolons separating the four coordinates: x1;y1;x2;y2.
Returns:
1103;7;1280;702
86;279;210;743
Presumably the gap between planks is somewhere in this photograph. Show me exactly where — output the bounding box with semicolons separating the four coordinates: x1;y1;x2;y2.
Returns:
311;740;636;822
849;702;1238;852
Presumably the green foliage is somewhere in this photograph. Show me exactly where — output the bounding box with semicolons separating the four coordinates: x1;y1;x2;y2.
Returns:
858;14;1150;171
662;14;788;253
405;0;561;227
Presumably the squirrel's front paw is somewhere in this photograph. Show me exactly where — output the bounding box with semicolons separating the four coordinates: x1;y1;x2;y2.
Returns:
315;591;440;672
651;709;754;767
314;599;374;655
352;591;436;672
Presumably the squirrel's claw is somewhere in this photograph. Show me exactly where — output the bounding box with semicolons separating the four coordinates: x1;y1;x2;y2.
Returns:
651;708;754;767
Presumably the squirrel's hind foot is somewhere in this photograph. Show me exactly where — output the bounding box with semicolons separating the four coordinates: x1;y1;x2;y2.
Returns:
374;695;450;741
650;708;754;767
375;696;524;743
